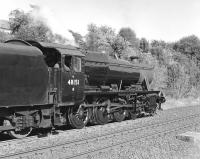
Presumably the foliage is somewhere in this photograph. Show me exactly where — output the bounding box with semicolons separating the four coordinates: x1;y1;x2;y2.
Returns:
156;48;200;98
150;47;165;64
121;46;141;61
173;35;200;60
139;38;149;53
85;24;128;57
141;42;200;98
165;35;200;97
0;31;12;42
9;9;68;44
150;40;167;48
118;27;139;48
86;24;115;53
9;9;52;42
9;9;29;34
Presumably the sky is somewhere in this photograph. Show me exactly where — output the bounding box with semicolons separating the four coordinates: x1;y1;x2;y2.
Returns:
0;0;200;42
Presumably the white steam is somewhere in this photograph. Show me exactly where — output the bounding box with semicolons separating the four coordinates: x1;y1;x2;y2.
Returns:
29;4;74;44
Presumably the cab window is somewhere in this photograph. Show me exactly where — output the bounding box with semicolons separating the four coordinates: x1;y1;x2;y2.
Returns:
73;57;82;72
64;55;72;71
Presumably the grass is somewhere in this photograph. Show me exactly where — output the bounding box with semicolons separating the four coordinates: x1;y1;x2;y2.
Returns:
162;96;200;110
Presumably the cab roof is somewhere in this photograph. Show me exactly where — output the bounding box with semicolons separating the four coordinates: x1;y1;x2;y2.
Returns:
5;39;85;57
27;41;85;57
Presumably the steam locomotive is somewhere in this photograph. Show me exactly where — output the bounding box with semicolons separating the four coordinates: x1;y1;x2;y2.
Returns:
0;39;165;138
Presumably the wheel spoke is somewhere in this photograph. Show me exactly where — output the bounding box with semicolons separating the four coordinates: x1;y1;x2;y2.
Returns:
93;98;110;125
68;105;90;129
94;107;109;125
113;109;126;122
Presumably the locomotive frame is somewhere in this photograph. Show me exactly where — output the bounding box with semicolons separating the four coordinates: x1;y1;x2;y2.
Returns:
0;39;165;138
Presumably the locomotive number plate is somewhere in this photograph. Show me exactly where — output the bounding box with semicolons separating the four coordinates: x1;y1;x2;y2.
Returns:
68;79;79;85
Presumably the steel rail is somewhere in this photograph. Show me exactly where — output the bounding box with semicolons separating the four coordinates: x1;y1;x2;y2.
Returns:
64;121;196;159
1;112;200;159
0;108;196;144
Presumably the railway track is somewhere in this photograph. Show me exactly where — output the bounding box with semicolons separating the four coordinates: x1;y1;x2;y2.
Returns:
0;111;200;159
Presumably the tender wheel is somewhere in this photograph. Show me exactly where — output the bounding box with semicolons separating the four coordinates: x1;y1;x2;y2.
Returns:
93;98;110;125
8;127;33;139
68;105;90;129
113;109;126;122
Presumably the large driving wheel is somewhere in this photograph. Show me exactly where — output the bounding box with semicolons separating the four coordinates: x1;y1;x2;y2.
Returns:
93;98;110;125
68;105;90;129
94;107;109;125
113;109;126;122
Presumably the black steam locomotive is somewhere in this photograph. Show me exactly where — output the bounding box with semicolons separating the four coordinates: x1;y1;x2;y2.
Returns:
0;39;165;138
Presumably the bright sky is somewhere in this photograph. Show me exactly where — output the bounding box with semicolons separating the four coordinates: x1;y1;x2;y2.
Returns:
1;0;200;42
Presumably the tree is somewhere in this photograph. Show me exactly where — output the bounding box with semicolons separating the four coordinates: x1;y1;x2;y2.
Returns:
173;35;200;59
9;9;53;42
139;38;149;53
118;27;139;48
85;24;99;51
150;40;166;48
8;8;68;44
150;47;165;64
85;24;128;57
86;24;116;53
9;9;29;34
0;31;12;42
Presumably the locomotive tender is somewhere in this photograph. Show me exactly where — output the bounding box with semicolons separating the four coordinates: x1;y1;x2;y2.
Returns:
0;39;165;138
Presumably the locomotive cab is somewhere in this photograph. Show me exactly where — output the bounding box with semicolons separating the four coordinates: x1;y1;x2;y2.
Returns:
61;54;85;104
25;41;85;106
